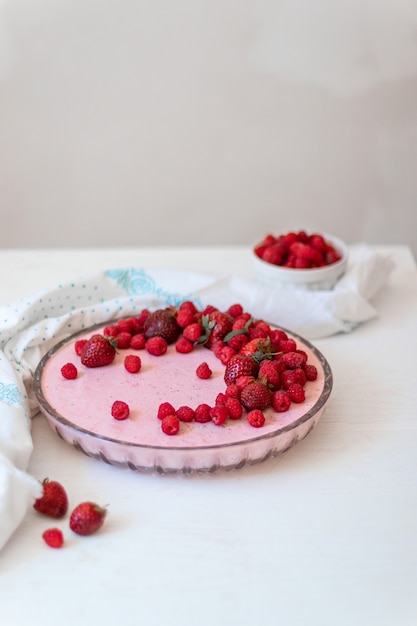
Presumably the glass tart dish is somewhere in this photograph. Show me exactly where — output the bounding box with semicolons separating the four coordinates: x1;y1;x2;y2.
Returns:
33;322;333;475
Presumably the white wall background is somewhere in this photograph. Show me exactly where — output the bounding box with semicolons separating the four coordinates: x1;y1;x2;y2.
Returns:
1;0;416;254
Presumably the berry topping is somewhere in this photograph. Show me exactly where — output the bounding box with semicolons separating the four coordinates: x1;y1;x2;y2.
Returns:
224;354;259;386
157;402;176;420
61;362;78;380
161;414;180;435
143;309;181;344
196;362;212;379
111;400;130;420
247;409;266;428
240;381;272;411
254;231;342;268
80;334;116;368
145;336;168;356
124;354;142;373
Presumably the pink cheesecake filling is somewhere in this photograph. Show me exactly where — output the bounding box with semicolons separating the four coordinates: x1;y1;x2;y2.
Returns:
40;326;326;449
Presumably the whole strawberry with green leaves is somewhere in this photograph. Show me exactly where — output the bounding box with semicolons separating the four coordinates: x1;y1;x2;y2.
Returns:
80;334;117;368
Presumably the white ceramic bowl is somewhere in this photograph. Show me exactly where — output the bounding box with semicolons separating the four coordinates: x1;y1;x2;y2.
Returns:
252;233;348;291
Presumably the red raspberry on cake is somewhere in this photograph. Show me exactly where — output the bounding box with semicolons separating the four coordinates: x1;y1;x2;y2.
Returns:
114;332;132;349
146;336;168;356
196;362;212;379
183;322;202;343
177;405;195;422
195;403;212;423
210;405;229;426
157;402;176;420
247;409;265;428
161;415;180;435
111;400;130;420
272;390;291;412
225;396;243;420
175;337;194;354
61;362;78;380
287;383;305;403
124;354;141;373
304;364;318;381
176;308;197;329
130;333;146;350
74;339;88;356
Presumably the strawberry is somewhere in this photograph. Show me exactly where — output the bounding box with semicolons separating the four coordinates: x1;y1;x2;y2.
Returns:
34;478;69;519
240;380;272;411
80;334;116;368
42;528;64;548
224;354;259;386
199;310;234;347
69;501;107;536
143;309;181;344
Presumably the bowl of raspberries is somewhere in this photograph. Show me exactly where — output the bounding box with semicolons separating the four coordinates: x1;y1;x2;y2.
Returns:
252;230;348;290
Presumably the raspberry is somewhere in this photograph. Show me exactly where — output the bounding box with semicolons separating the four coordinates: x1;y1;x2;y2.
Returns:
111;400;130;420
61;362;78;380
225;383;240;399
272;390;291;412
292;368;307;386
74;339;88;356
247;409;265;428
281;351;306;369
287;383;305;403
226;303;244;318
183;322;202;342
175;337;194;354
219;345;236;365
124;354;141;373
115;332;132;349
42;528;64;549
210;405;229;426
196;362;212;379
103;324;119;338
226;333;248;352
130;333;146;350
304;364;318;381
280;369;301;390
157;402;176;420
117;318;135;334
177;405;195;422
279;338;297;353
211;340;226;358
178;300;198;315
195;403;212;423
146;336;168;356
161;415;180;435
225;396;243;420
215;392;227;406
176;309;196;329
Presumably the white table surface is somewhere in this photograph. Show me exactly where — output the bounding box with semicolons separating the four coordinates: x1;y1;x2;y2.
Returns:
1;245;416;626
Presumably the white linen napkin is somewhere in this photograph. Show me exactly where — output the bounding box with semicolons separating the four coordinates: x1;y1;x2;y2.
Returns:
0;245;393;551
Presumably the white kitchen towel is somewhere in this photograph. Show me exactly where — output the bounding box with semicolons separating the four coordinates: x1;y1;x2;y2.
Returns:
0;245;394;551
